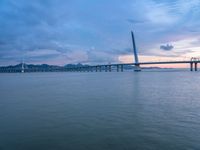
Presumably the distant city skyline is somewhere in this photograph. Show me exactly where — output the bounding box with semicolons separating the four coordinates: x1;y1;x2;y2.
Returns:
0;0;200;67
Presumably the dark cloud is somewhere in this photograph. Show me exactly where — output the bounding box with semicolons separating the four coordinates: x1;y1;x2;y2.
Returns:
127;19;146;24
160;44;174;51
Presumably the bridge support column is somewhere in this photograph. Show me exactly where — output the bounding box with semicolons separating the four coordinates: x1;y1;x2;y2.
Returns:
105;66;107;72
121;65;123;72
99;66;102;72
195;63;198;71
109;65;111;72
117;65;119;72
134;64;141;72
190;63;193;71
95;66;98;72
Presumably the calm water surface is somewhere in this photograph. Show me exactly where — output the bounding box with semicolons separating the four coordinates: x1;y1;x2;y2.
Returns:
0;71;200;150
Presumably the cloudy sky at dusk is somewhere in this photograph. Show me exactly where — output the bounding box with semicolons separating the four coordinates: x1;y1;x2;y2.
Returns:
0;0;200;66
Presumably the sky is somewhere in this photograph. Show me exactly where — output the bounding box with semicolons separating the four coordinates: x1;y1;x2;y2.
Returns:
0;0;200;66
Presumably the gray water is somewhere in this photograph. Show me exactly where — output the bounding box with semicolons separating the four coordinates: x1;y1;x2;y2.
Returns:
0;72;200;150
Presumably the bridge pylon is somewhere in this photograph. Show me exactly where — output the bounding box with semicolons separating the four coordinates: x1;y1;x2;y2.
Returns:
131;31;141;72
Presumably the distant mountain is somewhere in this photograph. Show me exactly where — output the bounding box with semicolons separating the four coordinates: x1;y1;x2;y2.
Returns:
0;63;60;69
0;63;90;69
0;63;163;73
0;63;92;72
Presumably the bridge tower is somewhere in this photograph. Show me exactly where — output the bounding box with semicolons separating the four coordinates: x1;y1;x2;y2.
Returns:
131;31;141;71
21;59;24;73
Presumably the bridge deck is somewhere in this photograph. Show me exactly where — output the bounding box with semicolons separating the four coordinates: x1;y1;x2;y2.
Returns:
89;60;200;67
0;61;199;73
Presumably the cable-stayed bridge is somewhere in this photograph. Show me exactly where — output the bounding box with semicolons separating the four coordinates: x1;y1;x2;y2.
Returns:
68;31;199;72
0;31;200;73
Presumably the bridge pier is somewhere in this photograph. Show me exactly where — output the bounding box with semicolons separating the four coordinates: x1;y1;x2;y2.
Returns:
109;65;111;72
190;62;198;71
195;63;198;71
105;65;108;72
117;65;119;72
190;63;193;71
95;66;98;72
121;65;123;72
134;64;141;72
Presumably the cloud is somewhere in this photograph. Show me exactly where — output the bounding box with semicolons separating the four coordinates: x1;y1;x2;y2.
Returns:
127;19;146;24
25;49;61;57
0;41;6;45
0;0;200;65
160;44;174;51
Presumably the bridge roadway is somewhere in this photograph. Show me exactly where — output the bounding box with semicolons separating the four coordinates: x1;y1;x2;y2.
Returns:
0;60;199;73
80;60;200;72
95;60;200;66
